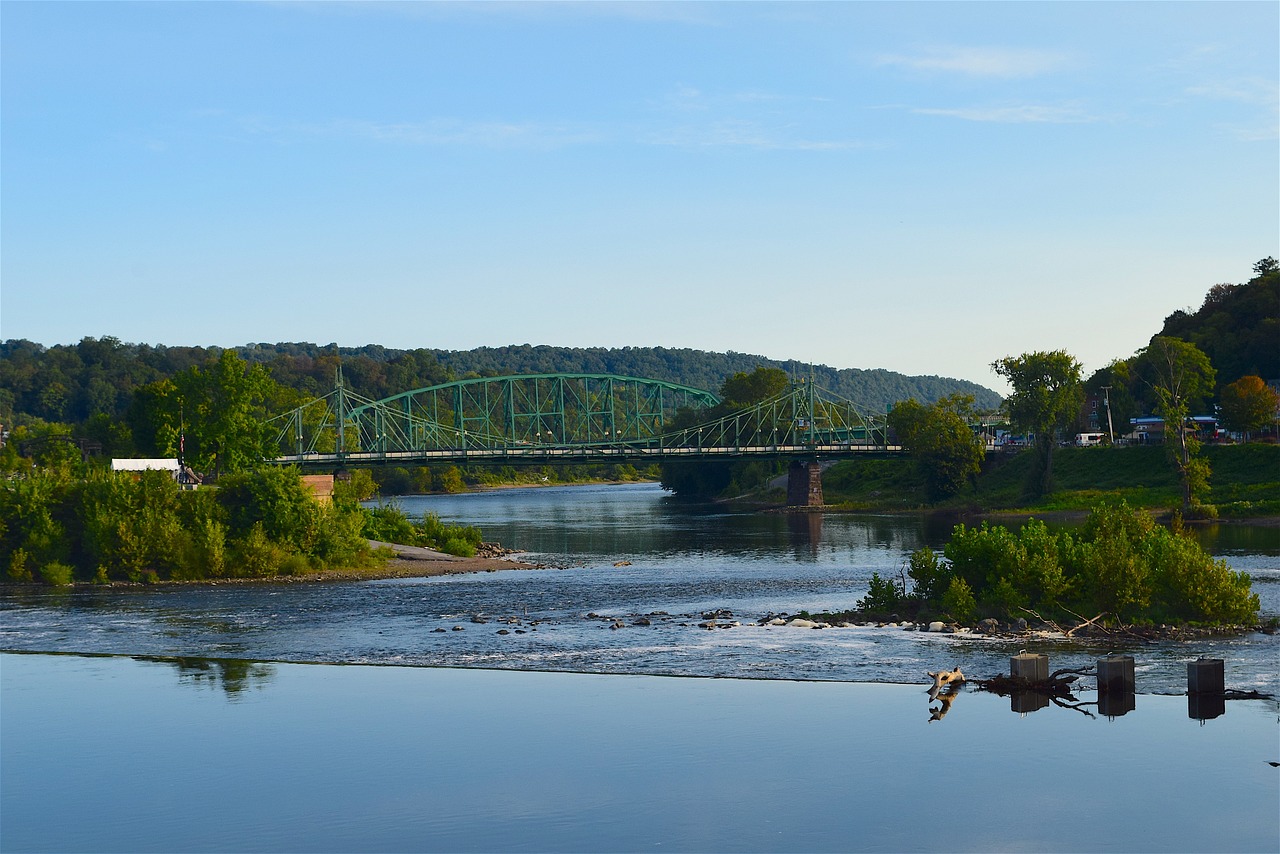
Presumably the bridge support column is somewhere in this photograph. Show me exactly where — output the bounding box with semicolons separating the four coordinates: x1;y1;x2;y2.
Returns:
786;460;824;507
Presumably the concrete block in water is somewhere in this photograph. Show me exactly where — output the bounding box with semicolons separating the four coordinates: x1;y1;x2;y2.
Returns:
1187;658;1224;694
1097;655;1135;694
1011;653;1049;682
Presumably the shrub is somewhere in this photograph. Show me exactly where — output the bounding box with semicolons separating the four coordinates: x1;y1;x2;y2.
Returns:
439;536;477;558
232;522;287;577
906;547;952;602
38;561;74;586
940;577;977;622
924;500;1260;626
857;572;907;613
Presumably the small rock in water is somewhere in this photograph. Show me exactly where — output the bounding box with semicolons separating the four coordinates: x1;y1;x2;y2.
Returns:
927;621;947;633
633;617;652;626
452;626;464;631
767;618;787;626
432;627;446;633
788;618;819;629
497;629;510;635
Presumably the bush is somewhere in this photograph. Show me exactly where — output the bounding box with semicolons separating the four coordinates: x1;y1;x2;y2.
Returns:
907;547;952;602
857;572;907;613
38;561;74;587
940;577;977;622
921;500;1259;625
0;466;377;584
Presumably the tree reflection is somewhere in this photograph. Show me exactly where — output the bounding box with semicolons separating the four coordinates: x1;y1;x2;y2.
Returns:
135;655;275;697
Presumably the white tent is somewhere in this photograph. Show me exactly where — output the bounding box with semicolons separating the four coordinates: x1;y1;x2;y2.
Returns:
111;459;180;473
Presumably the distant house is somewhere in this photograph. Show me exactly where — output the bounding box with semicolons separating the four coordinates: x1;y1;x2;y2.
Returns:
1128;415;1221;444
111;459;202;489
1128;417;1166;444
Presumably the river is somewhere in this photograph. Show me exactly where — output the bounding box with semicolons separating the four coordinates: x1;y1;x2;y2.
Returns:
3;482;1279;852
2;482;1277;695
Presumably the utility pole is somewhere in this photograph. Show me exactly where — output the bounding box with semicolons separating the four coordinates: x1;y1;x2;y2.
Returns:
1102;386;1115;444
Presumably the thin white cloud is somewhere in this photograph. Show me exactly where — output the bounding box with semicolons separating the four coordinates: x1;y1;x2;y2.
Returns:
912;104;1098;124
876;46;1073;78
645;119;876;150
223;114;605;150
1186;77;1279;141
330;118;604;149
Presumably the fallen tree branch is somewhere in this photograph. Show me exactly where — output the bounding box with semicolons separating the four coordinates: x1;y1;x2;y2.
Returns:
1062;609;1108;637
975;665;1095;699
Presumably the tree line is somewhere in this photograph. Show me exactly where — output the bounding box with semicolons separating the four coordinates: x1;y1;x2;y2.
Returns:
0;339;999;439
882;259;1279;513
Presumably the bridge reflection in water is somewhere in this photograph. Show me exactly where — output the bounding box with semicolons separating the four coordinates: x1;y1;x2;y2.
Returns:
267;372;901;505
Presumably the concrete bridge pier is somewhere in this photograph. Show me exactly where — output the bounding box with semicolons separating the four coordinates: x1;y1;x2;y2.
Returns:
786;460;824;507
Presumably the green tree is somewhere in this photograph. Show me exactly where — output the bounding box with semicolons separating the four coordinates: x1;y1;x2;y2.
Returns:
1218;375;1278;441
887;394;985;499
719;367;789;408
661;366;791;499
174;351;279;477
1132;337;1216;513
991;350;1084;498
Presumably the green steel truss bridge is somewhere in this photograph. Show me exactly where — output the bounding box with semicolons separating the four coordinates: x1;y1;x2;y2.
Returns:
267;372;900;468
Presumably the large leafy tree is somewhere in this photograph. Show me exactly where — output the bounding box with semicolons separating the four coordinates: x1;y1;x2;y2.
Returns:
131;351;279;478
179;351;279;477
991;350;1083;498
660;366;790;499
1131;336;1216;513
887;394;985;500
1217;375;1278;441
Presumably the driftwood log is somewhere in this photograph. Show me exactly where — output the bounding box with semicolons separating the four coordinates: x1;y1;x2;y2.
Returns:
926;667;965;696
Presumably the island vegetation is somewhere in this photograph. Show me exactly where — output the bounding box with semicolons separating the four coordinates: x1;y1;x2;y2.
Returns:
846;500;1259;628
0;463;484;586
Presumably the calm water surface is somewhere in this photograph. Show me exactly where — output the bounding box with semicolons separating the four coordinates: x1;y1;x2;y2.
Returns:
2;652;1277;854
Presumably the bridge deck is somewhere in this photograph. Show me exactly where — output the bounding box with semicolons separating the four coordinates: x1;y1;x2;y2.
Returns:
274;443;903;468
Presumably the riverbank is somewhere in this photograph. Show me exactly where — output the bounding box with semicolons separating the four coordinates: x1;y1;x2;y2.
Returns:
0;540;540;590
818;443;1280;518
366;539;541;578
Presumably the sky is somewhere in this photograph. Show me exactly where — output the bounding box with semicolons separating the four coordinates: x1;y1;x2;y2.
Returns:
2;1;1276;394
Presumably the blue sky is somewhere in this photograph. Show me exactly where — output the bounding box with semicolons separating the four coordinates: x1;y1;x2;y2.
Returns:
2;1;1276;392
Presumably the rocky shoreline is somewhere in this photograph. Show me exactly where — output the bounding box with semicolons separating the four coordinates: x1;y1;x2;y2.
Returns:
419;604;1271;642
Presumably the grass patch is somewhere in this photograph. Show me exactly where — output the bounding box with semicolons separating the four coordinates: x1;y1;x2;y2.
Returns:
821;444;1278;515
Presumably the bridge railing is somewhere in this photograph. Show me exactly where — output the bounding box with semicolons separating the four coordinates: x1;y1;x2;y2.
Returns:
269;373;727;461
267;375;893;464
652;381;889;453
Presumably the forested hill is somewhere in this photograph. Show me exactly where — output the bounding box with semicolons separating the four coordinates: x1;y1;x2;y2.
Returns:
0;339;1001;427
237;342;1003;411
421;345;1002;411
1156;265;1279;389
